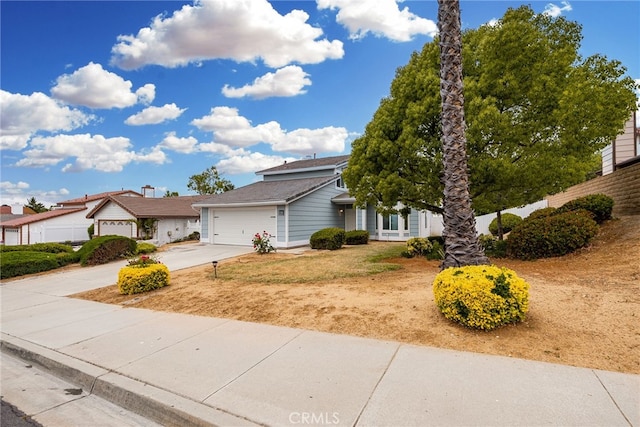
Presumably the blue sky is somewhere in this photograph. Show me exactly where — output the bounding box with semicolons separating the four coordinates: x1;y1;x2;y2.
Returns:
1;0;638;207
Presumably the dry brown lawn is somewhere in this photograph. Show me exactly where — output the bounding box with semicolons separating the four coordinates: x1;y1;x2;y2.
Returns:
73;216;640;374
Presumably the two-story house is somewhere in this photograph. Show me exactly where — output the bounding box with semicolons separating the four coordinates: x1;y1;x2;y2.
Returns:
194;155;443;248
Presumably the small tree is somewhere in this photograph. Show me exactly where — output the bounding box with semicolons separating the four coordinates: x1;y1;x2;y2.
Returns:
25;196;48;213
163;190;179;197
187;166;235;195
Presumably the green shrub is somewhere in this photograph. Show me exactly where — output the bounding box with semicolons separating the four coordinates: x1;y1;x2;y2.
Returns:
0;243;74;253
0;250;79;279
526;207;557;220
478;234;508;258
310;227;345;250
87;223;95;239
406;237;432;257
77;235;137;266
433;265;530;330
507;210;599;260
345;230;369;245
426;240;444;260
489;213;522;237
136;242;157;254
118;262;170;295
556;194;614;224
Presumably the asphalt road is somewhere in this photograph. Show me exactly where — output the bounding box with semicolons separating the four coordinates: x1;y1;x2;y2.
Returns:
1;399;43;427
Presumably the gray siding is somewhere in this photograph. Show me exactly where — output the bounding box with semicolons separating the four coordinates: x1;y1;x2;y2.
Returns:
263;170;338;181
277;205;286;242
409;209;420;237
366;207;377;235
200;208;209;239
288;184;344;241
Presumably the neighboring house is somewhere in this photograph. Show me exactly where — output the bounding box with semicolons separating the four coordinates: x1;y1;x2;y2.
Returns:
194;155;445;248
86;195;209;245
0;207;89;245
0;191;141;245
601;112;640;175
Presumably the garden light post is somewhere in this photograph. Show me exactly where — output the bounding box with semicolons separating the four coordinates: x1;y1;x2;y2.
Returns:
212;260;218;278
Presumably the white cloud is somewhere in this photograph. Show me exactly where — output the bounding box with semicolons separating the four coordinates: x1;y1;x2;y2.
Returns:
125;103;186;125
158;132;199;153
15;133;167;172
0;181;30;194
191;106;348;155
135;84;156;105
0;90;92;150
271;126;348;154
110;0;344;70
0;183;70;208
222;65;312;99
317;0;437;42
51;62;155;108
543;1;572;18
216;152;297;175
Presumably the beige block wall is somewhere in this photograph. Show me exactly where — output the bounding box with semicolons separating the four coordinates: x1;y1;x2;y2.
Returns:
546;162;640;216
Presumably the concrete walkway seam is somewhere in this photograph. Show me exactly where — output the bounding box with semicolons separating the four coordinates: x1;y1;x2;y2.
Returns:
1;334;260;427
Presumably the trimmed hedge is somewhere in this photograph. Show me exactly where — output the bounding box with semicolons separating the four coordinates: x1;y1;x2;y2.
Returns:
345;230;369;245
118;263;170;295
556;193;614;224
489;213;522;236
526;207;557;220
136;242;157;254
77;235;137;266
433;265;530;330
507;210;599;260
0;243;74;253
406;237;433;257
0;251;79;279
310;227;345;250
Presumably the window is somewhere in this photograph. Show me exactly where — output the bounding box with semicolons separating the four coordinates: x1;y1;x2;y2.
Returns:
336;175;345;189
382;214;398;230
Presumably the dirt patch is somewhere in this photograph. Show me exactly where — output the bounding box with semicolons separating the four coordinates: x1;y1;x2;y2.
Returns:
73;216;640;374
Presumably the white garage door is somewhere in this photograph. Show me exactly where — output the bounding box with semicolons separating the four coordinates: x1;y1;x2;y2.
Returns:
99;220;134;238
212;207;276;246
4;229;19;245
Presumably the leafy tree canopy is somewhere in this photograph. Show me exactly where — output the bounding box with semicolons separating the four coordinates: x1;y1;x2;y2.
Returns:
25;196;48;213
163;190;179;197
343;5;638;216
187;166;235;195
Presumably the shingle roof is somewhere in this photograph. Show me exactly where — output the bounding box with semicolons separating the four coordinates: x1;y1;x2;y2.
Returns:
0;207;87;227
257;155;350;175
57;190;142;205
193;176;338;207
86;195;211;219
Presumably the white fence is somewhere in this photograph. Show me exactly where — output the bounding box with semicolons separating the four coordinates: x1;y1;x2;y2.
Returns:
474;200;548;236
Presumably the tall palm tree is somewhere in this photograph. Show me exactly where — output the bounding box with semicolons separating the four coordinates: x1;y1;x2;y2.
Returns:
437;0;489;268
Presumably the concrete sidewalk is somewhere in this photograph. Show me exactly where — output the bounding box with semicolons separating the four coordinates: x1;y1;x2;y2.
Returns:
1;243;638;426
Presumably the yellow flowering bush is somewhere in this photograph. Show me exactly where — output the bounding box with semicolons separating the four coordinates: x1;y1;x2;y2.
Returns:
117;259;170;295
433;265;529;330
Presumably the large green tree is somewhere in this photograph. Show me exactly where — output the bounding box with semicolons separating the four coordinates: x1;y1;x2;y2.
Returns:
187;166;235;195
344;5;637;238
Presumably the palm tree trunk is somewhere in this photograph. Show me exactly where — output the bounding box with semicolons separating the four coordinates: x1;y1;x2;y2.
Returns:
438;0;489;268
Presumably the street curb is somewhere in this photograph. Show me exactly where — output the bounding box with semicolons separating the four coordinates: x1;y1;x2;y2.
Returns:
1;334;260;427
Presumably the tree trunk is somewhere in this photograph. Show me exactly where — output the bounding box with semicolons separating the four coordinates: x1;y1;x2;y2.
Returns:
437;0;489;268
496;210;504;241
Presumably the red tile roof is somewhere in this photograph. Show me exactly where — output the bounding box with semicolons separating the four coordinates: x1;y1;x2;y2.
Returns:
57;190;142;205
0;207;87;227
86;195;211;219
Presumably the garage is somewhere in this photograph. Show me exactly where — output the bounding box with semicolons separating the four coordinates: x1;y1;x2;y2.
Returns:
211;207;276;245
4;229;19;245
99;220;134;238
